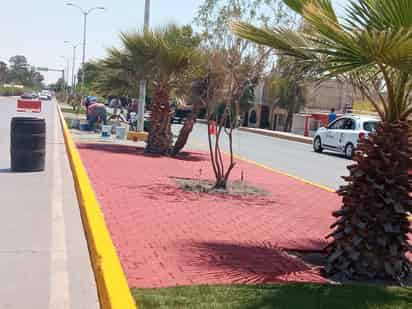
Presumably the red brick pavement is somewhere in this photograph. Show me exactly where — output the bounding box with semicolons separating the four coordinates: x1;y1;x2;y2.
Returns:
78;143;341;288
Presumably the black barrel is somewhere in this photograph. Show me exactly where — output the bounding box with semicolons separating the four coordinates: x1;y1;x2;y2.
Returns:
10;117;46;172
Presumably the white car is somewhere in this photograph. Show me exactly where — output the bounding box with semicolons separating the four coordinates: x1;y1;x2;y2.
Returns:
39;93;49;100
313;115;379;159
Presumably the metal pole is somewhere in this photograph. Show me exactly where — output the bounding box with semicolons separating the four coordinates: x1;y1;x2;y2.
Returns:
72;45;77;94
137;0;150;132
66;59;70;97
144;0;150;27
62;69;66;96
81;12;87;93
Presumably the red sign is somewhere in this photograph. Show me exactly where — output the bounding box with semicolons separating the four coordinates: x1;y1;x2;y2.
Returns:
17;99;42;113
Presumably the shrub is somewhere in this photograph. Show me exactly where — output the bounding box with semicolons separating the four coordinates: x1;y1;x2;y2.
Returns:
0;86;26;96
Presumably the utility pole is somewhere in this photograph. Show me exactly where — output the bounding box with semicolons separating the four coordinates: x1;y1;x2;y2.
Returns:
137;0;150;132
65;41;79;94
60;56;70;98
66;2;105;93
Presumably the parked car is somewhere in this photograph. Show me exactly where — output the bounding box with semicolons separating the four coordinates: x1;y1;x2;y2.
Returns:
313;115;379;159
20;92;37;99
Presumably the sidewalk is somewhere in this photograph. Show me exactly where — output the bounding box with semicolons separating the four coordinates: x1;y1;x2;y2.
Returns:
0;98;99;308
195;119;313;144
238;127;313;144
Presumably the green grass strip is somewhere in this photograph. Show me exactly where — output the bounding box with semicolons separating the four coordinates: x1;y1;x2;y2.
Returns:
132;283;412;309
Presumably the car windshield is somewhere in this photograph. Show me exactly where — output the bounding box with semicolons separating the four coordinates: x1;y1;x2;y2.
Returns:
363;121;378;132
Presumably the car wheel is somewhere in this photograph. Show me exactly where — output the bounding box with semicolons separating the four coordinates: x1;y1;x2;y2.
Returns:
313;136;323;153
345;143;354;159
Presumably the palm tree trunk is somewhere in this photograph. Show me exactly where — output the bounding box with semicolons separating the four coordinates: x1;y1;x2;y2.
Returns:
284;111;293;132
327;121;412;281
145;85;173;155
171;103;200;156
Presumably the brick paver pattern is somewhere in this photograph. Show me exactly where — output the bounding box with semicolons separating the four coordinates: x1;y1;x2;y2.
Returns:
78;144;341;288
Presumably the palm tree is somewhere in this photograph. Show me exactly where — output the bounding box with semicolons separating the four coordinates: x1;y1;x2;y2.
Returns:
232;0;412;281
266;56;307;131
104;24;200;155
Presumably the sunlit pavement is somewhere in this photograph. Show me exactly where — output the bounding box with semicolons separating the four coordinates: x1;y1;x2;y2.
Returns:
0;97;98;308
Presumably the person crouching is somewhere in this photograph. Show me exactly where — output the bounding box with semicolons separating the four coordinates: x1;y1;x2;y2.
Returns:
88;102;107;131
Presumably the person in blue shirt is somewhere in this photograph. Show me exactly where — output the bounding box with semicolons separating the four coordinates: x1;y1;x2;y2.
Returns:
328;108;337;124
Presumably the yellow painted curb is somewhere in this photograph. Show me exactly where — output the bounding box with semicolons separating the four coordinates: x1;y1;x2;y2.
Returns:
193;140;412;221
232;153;336;193
57;107;137;309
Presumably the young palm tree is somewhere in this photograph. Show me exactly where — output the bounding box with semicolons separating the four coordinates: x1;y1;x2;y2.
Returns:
104;24;200;155
232;0;412;281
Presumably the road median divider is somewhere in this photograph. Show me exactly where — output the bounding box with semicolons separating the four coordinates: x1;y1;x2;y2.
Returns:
58;106;137;309
238;127;313;144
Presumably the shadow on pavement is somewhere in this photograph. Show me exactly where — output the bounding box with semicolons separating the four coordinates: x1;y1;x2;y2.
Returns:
76;143;208;162
0;168;11;173
182;241;326;285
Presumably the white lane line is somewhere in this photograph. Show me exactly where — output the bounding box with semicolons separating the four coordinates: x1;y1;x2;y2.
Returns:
48;105;71;309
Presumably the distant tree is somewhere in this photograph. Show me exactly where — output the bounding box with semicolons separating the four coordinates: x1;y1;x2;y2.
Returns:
265;56;307;131
0;61;7;85
50;78;67;92
6;55;44;88
77;61;100;89
8;55;29;85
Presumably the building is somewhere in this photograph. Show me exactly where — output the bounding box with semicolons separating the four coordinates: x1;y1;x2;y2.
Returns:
244;79;358;136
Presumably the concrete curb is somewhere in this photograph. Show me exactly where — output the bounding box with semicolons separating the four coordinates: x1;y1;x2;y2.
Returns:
58;107;137;309
238;127;313;144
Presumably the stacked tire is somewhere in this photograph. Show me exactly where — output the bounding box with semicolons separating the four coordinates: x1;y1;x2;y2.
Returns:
10;117;46;172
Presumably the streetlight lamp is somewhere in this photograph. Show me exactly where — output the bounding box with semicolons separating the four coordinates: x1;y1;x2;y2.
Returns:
64;41;79;94
65;2;105;93
137;0;150;132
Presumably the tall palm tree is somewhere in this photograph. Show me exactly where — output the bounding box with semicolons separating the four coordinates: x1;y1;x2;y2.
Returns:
232;0;412;281
104;24;200;154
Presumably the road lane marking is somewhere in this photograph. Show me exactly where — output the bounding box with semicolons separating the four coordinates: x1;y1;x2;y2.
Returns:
190;139;412;221
49;105;71;309
190;139;336;193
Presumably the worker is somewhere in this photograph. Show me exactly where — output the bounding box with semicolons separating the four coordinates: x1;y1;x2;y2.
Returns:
88;102;107;131
328;108;337;124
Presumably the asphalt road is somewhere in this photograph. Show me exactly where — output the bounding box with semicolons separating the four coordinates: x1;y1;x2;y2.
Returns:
178;123;350;190
0;97;98;308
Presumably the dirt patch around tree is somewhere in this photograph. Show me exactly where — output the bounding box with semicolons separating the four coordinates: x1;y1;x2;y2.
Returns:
172;177;269;197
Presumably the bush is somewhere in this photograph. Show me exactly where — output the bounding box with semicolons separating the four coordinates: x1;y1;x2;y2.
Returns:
0;86;26;96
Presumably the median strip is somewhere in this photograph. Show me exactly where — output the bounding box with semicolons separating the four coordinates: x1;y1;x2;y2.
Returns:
57;106;136;309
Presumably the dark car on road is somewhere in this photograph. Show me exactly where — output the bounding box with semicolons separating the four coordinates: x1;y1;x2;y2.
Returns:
20;92;38;99
172;108;192;124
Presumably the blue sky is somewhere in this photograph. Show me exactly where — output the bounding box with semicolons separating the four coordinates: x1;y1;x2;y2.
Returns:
0;0;347;83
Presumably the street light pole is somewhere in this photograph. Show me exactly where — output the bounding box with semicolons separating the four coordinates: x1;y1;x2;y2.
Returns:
72;45;77;92
137;0;150;132
66;2;104;94
64;41;79;94
60;56;70;98
81;12;87;90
